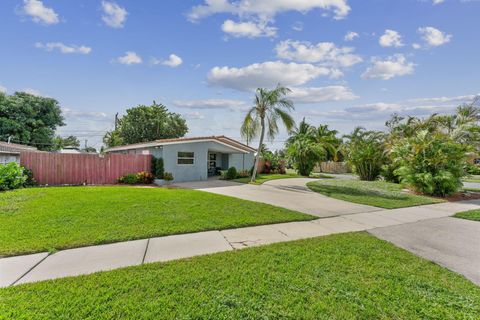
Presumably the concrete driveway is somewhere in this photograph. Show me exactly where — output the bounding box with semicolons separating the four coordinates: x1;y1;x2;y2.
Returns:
370;217;480;285
178;178;380;218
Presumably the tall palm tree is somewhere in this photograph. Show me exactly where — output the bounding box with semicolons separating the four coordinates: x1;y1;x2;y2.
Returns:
241;85;295;182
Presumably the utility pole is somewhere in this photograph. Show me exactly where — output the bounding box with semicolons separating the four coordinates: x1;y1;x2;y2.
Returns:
84;139;88;149
114;113;119;130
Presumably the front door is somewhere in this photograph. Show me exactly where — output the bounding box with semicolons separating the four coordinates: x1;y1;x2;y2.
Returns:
208;153;217;176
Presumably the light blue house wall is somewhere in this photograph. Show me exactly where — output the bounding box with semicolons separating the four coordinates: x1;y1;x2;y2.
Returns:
111;139;255;183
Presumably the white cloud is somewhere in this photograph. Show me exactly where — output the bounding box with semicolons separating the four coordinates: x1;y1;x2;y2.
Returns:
412;43;422;49
275;40;362;68
152;54;183;67
174;99;248;111
289;86;358;104
0;85;7;93
62;108;108;120
362;54;415;80
418;26;452;47
221;19;276;38
101;1;128;28
115;51;142;65
182;112;205;120
35;42;92;54
432;0;445;5
207;61;341;91
188;0;351;21
23;88;42;96
408;94;479;105
344;31;359;41
292;21;304;32
379;29;404;47
22;0;59;25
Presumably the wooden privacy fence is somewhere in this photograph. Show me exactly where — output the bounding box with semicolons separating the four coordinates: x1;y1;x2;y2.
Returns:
314;161;351;174
20;152;152;185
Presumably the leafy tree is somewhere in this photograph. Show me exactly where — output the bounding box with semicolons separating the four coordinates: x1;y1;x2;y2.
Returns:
392;130;466;196
287;135;325;176
241;85;295;182
0;92;64;150
104;102;188;147
83;147;97;153
315;124;342;161
343;127;387;181
52;135;80;150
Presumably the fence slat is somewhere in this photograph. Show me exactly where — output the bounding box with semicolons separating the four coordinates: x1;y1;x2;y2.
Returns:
20;152;151;185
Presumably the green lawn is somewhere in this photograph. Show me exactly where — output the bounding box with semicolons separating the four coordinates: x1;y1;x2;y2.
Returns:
454;209;480;221
307;179;444;209
2;233;479;319
233;172;334;185
463;175;480;183
0;187;313;257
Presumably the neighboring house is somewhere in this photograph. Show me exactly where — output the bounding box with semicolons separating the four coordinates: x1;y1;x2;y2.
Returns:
0;141;38;164
105;136;256;182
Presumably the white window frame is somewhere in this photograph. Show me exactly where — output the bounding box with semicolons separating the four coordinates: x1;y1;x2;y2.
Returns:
177;151;195;166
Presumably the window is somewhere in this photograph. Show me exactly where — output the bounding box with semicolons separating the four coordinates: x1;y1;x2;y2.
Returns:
178;151;194;165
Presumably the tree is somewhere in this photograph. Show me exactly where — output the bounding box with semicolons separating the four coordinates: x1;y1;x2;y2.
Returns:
0;92;65;150
52;135;80;150
104;101;188;147
315;124;342;161
241;85;295;182
343;127;387;181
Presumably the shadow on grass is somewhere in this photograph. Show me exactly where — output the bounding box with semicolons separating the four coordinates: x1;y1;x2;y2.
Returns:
308;183;410;201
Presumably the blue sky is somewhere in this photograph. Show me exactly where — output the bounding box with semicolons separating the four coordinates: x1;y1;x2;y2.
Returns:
1;0;479;149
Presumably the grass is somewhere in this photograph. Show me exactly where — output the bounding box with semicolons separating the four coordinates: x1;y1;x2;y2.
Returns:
0;186;313;257
307;179;444;209
463;175;480;183
232;172;334;185
2;233;480;319
454;209;480;221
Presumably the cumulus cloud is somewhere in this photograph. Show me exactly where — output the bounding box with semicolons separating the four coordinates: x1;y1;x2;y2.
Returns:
22;0;59;25
275;40;362;68
408;94;479;105
289;86;358;104
62;108;108;120
362;54;415;80
35;42;92;54
153;54;183;67
188;0;351;21
22;88;43;96
379;29;404;47
182;111;205;120
0;85;7;93
101;1;128;28
115;51;142;65
207;61;342;91
344;31;359;41
174;99;248;111
418;26;452;47
292;21;304;32
221;19;276;38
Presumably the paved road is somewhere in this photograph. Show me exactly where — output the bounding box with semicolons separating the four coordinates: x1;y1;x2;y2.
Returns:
194;178;381;217
370;216;480;285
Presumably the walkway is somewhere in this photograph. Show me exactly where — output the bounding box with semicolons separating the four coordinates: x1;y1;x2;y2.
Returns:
195;178;380;217
2;200;479;287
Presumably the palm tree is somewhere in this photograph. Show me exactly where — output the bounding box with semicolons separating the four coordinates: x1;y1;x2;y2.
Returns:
241;85;295;182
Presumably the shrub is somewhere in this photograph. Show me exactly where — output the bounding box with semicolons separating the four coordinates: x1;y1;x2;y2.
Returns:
343;128;387;181
466;164;480;175
287;136;325;176
382;162;401;184
118;174;139;184
237;170;250;178
392;131;466;196
163;172;174;181
136;171;154;184
225;167;237;180
154;157;164;179
22;167;38;187
0;162;28;191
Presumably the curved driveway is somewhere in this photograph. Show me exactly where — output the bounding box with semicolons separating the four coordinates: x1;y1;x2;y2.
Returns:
190;178;381;218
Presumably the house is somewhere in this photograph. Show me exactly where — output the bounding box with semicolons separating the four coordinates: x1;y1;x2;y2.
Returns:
0;141;38;165
105;136;256;182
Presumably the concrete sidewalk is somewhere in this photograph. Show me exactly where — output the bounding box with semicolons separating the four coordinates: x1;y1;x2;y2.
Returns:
2;200;479;287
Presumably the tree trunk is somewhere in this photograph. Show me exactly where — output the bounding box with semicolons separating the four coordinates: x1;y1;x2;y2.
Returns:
251;117;266;182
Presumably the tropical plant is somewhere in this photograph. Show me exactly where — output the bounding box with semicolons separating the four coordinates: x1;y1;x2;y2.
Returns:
151;157;164;179
240;85;295;182
287;135;325;176
225;167;238;180
315;124;342;161
0;162;28;191
343;127;387;181
163;172;174;181
52;135;80;151
392;130;466;196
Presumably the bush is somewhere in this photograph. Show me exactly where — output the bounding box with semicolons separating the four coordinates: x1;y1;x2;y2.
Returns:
392;131;466;196
163;172;174;181
137;171;154;184
0;162;28;191
466;164;480;175
343;129;387;181
118;174;139;184
237;170;250;178
287;136;325;176
382;162;401;184
22;167;38;187
225;167;237;180
152;157;164;179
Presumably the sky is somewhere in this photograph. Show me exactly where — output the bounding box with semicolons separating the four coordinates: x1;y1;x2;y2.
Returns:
1;0;479;150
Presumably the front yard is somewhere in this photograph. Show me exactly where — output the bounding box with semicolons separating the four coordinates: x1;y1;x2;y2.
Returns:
307;179;444;209
0;186;313;257
2;232;479;319
454;209;480;221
